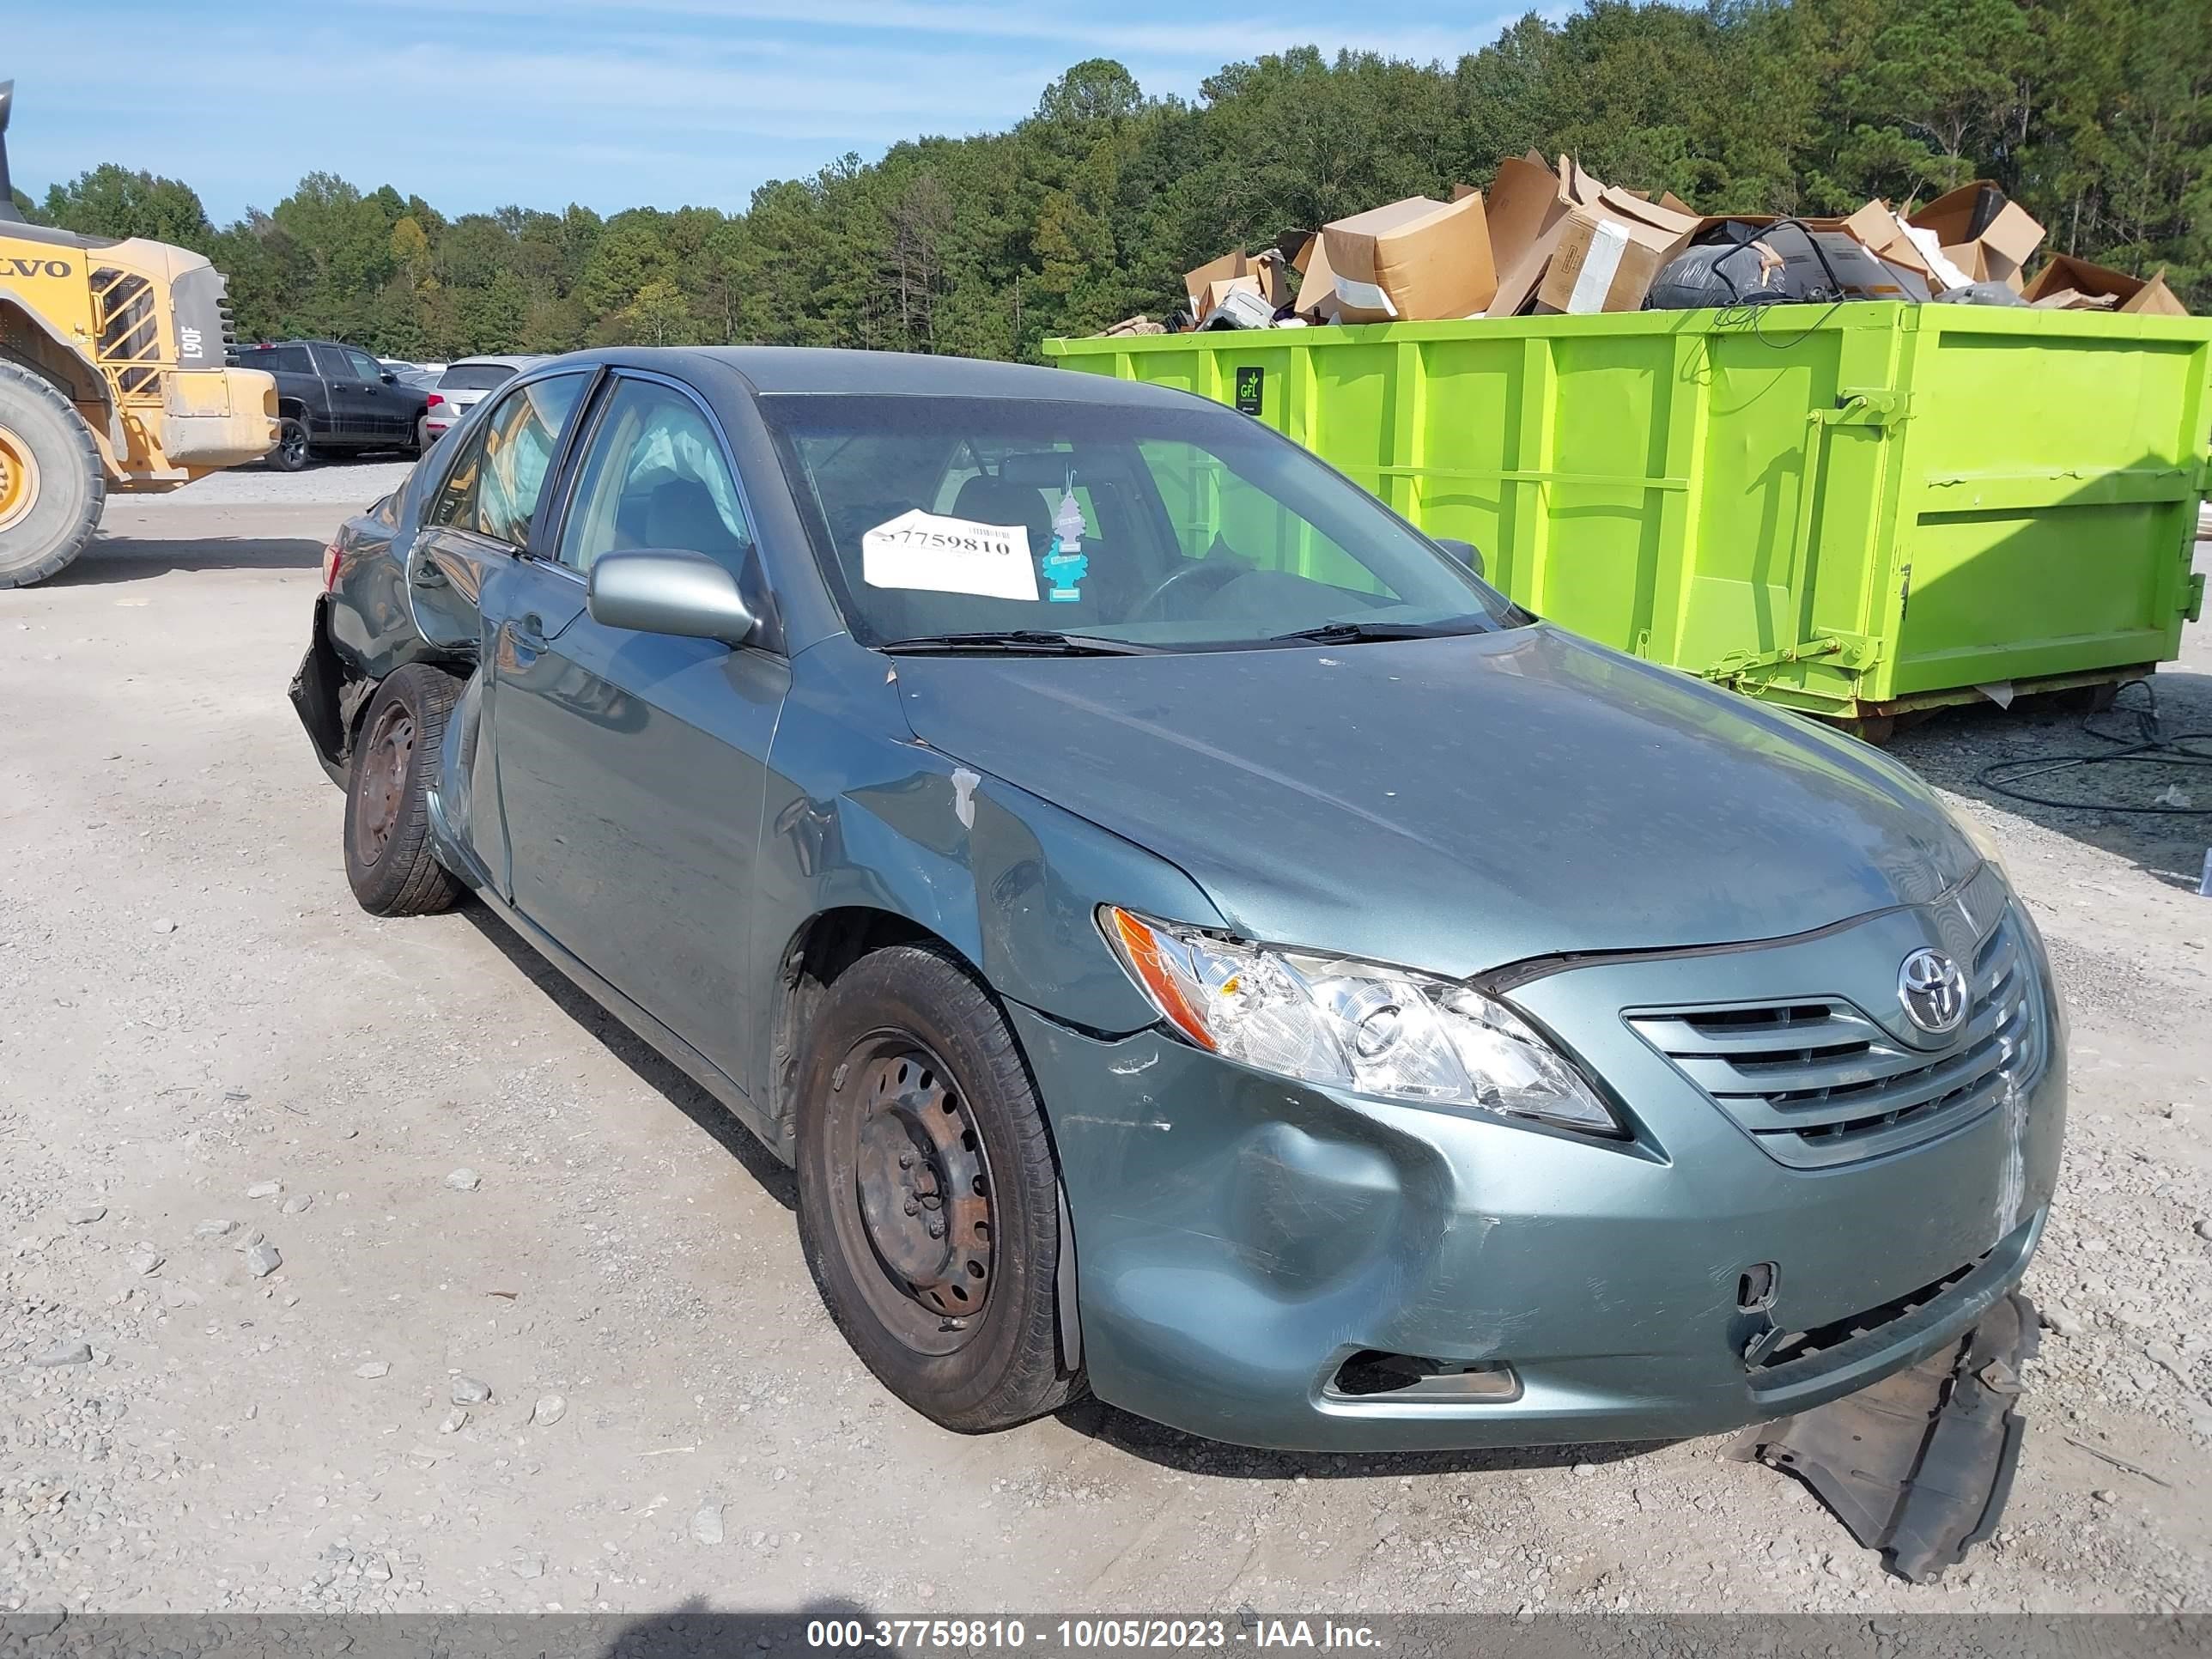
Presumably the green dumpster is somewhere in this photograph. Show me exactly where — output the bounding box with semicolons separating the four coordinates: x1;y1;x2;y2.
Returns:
1046;304;2212;726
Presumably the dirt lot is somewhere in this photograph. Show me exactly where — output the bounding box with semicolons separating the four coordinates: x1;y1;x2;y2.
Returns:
3;463;2209;1617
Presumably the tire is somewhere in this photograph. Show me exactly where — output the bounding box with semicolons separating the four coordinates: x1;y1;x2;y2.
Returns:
270;414;313;472
341;664;465;916
794;944;1082;1433
0;361;106;589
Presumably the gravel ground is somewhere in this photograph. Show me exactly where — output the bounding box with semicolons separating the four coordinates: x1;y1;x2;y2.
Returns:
160;459;416;508
0;474;2208;1616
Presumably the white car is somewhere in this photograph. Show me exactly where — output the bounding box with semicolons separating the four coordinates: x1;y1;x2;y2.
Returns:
422;356;550;443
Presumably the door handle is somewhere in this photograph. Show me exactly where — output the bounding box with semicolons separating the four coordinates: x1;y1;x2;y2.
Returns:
410;559;449;589
512;612;550;653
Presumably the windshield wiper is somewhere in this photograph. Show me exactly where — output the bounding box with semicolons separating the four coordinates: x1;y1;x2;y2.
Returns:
878;629;1158;657
1266;617;1485;645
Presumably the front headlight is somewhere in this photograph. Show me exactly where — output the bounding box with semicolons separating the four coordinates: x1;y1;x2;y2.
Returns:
1101;907;1622;1135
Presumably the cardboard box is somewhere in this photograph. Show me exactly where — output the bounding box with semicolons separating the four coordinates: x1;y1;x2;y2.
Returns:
2027;288;2117;312
1907;182;2045;292
1835;202;1935;280
1322;193;1496;322
1537;190;1702;313
1484;151;1576;318
1538;209;1668;313
1183;250;1286;324
1561;155;1605;207
1284;229;1341;322
2021;253;2189;317
1196;274;1267;319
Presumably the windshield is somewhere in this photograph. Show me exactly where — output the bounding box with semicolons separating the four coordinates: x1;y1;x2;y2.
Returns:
440;362;519;392
762;395;1515;650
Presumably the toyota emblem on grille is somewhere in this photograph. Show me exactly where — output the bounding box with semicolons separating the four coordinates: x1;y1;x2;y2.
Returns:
1898;948;1968;1036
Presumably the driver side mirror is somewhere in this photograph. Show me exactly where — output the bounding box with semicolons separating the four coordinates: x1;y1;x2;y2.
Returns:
586;549;756;647
380;369;398;385
1435;538;1486;579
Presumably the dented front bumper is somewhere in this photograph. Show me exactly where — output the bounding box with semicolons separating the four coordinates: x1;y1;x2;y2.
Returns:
1011;887;2064;1452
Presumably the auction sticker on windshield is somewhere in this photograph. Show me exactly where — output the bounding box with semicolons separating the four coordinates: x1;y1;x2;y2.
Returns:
862;509;1038;601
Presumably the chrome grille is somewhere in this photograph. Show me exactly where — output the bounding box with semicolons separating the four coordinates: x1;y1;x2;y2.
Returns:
1626;909;2044;1170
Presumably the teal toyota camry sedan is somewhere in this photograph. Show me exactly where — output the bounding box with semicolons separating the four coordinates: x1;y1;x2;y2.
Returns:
291;346;2063;1450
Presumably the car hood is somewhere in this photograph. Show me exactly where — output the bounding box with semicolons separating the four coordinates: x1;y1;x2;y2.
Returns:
890;625;1979;977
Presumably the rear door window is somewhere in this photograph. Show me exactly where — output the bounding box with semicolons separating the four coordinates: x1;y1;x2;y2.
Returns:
424;372;588;546
309;343;355;381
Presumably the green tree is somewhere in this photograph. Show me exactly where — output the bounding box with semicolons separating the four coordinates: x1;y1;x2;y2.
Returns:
1838;0;2035;195
40;164;215;250
617;277;696;346
21;1;2206;352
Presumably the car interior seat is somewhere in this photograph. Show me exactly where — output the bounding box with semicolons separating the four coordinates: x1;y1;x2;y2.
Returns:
643;477;747;566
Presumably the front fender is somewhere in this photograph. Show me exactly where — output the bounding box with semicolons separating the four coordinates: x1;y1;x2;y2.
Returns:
745;636;1219;1098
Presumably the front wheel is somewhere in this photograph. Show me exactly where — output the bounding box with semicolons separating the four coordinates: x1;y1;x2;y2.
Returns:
0;361;106;588
795;945;1082;1433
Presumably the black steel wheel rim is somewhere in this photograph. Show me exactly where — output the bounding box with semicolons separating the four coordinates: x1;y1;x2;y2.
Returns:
352;703;413;866
829;1031;997;1357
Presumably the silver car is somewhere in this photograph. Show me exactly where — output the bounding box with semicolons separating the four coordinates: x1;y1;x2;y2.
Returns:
423;354;548;443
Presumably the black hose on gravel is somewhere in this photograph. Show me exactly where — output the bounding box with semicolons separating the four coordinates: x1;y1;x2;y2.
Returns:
1977;680;2212;815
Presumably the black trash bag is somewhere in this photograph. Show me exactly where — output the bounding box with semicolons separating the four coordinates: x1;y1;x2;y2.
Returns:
1649;220;1929;308
1933;281;2028;307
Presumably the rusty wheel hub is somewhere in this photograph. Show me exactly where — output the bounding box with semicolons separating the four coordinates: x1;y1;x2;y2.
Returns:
853;1048;993;1319
352;704;415;866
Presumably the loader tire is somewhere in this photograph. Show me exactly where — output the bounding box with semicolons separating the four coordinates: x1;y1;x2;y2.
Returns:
0;361;106;589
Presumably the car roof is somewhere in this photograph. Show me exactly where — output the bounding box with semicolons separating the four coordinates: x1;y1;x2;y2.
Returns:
538;345;1204;409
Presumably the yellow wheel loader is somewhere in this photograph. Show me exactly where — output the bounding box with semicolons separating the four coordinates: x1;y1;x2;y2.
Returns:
0;81;277;586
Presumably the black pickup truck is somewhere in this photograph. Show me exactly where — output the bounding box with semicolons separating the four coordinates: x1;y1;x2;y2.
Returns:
228;340;432;471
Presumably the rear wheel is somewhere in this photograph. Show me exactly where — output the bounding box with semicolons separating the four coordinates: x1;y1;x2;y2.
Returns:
794;945;1081;1433
0;362;105;589
270;415;313;472
342;664;465;916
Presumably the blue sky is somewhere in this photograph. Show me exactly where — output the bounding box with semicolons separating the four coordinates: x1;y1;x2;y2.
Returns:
9;1;1541;223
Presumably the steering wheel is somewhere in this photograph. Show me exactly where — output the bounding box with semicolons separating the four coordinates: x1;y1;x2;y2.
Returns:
1132;560;1238;623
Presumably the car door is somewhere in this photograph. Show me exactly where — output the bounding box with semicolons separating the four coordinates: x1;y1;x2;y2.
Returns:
486;370;788;1091
308;344;374;443
262;344;326;429
345;345;409;441
398;370;595;881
